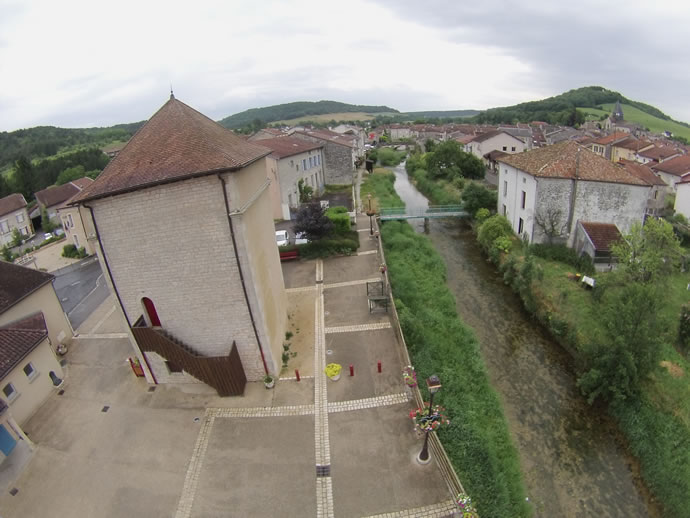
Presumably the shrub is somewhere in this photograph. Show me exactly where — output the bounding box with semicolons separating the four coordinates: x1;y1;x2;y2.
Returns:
475;208;490;224
462;182;498;217
298;236;358;258
62;244;87;258
377;148;406;166
326;206;351;234
477;215;514;254
679;304;690;355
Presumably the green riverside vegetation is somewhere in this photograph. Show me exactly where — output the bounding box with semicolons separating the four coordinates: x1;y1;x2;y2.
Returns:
380;221;530;517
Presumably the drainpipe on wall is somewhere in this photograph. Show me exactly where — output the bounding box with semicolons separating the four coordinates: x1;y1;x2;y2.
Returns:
83;203;157;384
218;174;269;375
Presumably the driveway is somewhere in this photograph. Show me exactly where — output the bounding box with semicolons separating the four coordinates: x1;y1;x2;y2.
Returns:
53;257;110;330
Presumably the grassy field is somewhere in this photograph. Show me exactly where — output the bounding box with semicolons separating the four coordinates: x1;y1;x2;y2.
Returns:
360;168;404;211
274;111;389;125
578;103;690;141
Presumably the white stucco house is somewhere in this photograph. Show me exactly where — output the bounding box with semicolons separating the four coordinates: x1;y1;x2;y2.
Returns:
0;194;33;246
497;141;650;246
258;136;326;220
651;155;690;191
465;130;526;165
674;176;690;220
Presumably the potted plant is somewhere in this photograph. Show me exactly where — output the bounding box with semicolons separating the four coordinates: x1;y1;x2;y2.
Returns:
409;403;450;433
263;374;275;389
324;363;342;381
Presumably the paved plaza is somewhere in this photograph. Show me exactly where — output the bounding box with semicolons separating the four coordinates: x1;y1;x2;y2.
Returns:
0;214;457;518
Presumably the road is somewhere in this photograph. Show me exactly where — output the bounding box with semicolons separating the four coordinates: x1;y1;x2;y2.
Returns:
53;257;110;331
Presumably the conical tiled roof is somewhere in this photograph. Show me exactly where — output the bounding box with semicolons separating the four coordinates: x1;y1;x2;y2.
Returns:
75;97;270;202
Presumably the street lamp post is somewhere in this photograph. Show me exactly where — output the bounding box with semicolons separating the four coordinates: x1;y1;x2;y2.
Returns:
367;193;374;235
418;374;442;464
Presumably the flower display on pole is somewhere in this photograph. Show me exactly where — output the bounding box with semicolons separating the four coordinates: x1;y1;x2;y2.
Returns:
324;363;342;380
409;403;450;432
402;365;417;387
455;493;479;517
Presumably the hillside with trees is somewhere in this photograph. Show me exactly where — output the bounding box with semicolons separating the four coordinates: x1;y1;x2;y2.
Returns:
218;100;398;130
473;86;688;127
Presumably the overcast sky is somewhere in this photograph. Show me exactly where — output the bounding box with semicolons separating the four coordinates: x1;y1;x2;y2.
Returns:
1;0;689;132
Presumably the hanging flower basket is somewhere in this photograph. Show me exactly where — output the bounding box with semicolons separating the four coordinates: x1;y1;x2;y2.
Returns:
409;403;450;433
325;363;342;381
402;365;417;387
455;493;479;517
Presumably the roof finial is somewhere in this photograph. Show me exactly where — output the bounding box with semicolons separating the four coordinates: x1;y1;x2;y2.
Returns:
170;83;175;100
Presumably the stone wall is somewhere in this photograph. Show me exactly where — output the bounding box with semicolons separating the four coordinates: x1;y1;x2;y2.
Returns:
293;134;354;185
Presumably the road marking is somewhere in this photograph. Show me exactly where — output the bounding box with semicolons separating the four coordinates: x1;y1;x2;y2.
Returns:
325;322;392;334
67;273;105;316
327;393;410;413
208;405;314;418
357;250;377;256
70;281;81;286
286;286;317;293
73;333;128;339
362;500;458;518
323;278;380;289
357;228;371;232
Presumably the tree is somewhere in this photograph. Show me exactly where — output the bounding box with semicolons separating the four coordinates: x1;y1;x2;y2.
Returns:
424;139;436;153
611;218;683;284
577;283;664;404
56;165;86;185
533;206;567;244
293;203;333;241
297;179;313;203
10;228;22;248
426;140;485;180
461;182;498;216
12;156;35;199
41;207;55;233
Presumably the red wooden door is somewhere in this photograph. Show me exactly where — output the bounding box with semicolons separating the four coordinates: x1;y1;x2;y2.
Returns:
142;297;161;326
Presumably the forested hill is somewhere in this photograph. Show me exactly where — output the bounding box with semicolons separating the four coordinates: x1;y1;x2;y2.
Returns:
474;86;687;127
0;122;144;172
218;100;398;129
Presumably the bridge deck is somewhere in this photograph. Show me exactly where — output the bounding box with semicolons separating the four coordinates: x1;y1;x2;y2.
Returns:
379;205;467;220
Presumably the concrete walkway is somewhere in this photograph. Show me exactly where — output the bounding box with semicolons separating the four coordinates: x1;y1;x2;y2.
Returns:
0;218;456;517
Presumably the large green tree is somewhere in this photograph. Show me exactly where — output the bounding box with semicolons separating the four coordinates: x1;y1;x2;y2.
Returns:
12;156;35;198
577;283;665;404
611;217;683;284
425;140;484;180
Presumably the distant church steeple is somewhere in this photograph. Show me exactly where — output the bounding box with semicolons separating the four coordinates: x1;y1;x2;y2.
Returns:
170;84;175;100
611;100;624;122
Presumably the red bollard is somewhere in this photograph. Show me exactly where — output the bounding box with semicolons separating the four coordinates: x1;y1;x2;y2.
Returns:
295;369;301;382
349;364;354;377
377;361;382;373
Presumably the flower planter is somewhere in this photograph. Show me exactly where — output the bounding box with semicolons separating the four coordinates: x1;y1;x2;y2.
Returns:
328;373;341;381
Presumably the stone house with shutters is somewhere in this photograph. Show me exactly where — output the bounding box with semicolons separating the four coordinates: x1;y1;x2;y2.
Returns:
0;194;33;246
257;136;325;220
497;141;650;247
291;129;358;185
73;95;287;395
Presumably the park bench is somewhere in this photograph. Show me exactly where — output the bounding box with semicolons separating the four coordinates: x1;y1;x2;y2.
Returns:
279;250;299;261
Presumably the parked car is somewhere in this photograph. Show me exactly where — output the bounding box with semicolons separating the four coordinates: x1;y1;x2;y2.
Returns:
275;230;289;247
295;232;309;245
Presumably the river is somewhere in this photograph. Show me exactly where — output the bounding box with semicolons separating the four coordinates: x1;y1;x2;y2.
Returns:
389;162;657;518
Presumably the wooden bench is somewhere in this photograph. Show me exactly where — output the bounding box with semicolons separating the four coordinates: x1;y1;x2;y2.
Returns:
280;250;299;261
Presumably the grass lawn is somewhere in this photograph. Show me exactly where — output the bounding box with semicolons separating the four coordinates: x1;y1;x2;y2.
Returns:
577;103;690;141
360;167;404;211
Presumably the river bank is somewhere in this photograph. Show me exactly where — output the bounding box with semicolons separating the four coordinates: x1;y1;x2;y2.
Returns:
383;162;659;517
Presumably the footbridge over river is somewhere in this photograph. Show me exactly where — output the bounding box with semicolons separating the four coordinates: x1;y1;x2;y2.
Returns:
378;205;467;221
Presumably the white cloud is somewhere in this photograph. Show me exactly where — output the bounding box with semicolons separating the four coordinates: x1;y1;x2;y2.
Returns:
0;0;688;130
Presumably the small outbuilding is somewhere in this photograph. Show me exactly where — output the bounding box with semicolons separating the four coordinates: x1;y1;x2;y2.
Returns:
574;221;623;271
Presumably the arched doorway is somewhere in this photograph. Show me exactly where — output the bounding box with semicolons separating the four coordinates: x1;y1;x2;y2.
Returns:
142;297;161;327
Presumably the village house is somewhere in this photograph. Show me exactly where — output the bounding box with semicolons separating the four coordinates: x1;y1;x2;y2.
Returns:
73;95;288;396
0;312;64;426
673;176;690;220
55;178;96;255
331;124;366;155
588;132;629;160
258;136;325;220
465;130;526;166
617;160;669;216
34;177;93;226
497;141;650;246
247;127;286;141
387;124;413;141
651;154;690;190
0;194;33;246
291;129;358;185
610;137;653;163
635;144;681;165
0;262;73;356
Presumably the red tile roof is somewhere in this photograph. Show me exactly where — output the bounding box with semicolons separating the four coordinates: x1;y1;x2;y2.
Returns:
471;129;522;144
591;132;629;146
617;160;667;186
35;182;80;208
75;97;270;203
71;177;94;190
580;222;623;251
614;138;652;152
0;312;48;379
498;141;648;186
257;136;323;159
0;193;27;217
293;129;356;148
0;262;54;314
637;145;680;162
651;154;690;177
